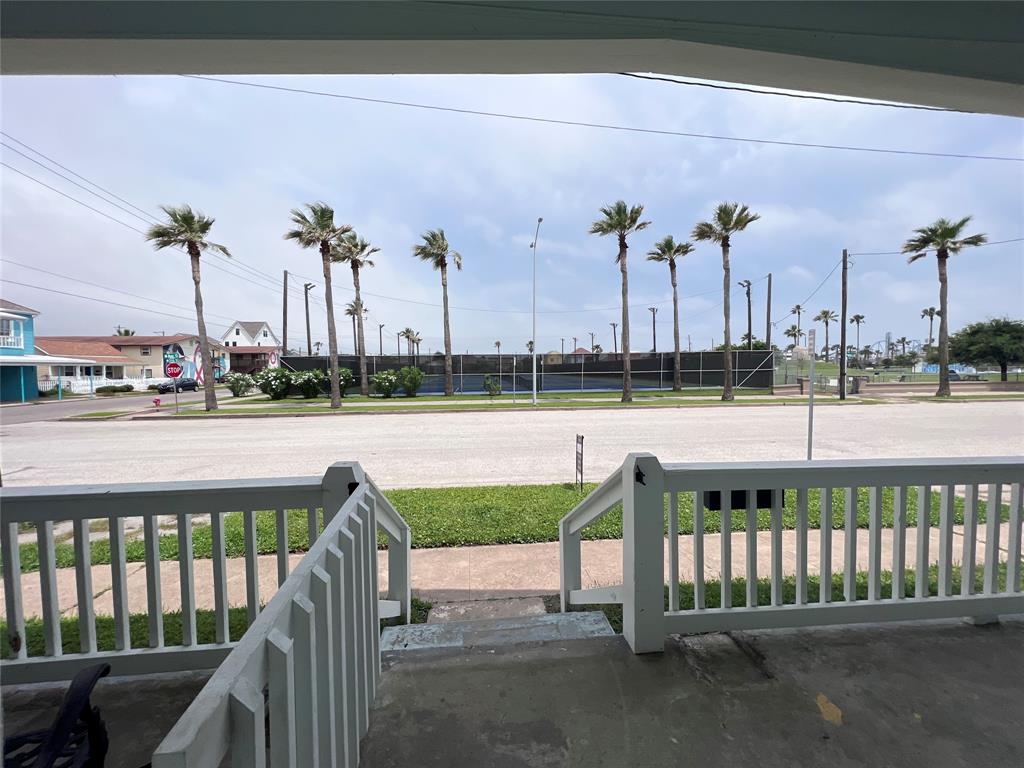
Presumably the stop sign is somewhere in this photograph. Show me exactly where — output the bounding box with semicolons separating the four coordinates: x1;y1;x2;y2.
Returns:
165;362;183;378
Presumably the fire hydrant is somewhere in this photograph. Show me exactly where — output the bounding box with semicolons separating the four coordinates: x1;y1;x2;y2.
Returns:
153;397;161;409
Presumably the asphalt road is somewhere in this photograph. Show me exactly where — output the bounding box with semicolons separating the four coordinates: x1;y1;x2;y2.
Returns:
1;400;1021;488
0;389;209;425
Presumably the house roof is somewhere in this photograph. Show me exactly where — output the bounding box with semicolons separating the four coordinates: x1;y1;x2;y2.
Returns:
228;346;278;355
571;347;592;355
40;334;225;348
34;339;133;363
0;298;40;316
236;321;270;338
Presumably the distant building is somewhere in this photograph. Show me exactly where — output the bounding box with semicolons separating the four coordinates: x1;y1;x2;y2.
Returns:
0;299;95;402
220;321;281;374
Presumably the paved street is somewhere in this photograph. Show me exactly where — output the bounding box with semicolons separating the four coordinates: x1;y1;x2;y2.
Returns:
1;400;1021;488
0;389;208;425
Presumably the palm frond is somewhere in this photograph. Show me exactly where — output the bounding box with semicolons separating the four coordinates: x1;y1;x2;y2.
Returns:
691;221;721;243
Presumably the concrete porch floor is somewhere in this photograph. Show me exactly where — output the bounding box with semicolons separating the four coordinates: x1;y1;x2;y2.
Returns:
361;617;1024;768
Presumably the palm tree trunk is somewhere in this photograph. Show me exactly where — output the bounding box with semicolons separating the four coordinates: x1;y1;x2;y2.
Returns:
746;291;753;351
721;243;734;401
670;260;681;391
619;238;632;403
188;248;218;412
928;316;935;347
824;323;830;362
441;264;454;396
937;253;951;397
321;243;341;408
353;266;369;396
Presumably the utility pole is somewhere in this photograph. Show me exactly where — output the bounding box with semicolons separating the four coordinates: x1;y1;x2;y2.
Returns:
530;217;543;406
589;331;596;352
765;272;773;347
396;335;400;355
378;323;385;357
572;336;578;356
609;322;618;356
303;282;314;356
738;279;753;350
282;270;289;355
648;307;658;352
687;334;692;352
561;338;565;357
839;249;849;400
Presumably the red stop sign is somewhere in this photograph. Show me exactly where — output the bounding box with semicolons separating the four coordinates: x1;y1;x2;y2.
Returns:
166;362;183;377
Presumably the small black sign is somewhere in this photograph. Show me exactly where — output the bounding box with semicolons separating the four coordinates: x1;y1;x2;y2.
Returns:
575;434;584;491
704;489;778;511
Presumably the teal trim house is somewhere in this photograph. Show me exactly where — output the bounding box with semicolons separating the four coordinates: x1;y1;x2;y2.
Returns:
0;299;93;402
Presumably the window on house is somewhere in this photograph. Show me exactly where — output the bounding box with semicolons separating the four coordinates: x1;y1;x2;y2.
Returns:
141;346;151;355
263;330;268;337
0;319;11;335
235;328;240;335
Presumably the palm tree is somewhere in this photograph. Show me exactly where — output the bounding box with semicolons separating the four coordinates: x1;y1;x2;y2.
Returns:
849;314;866;353
813;309;838;361
784;324;803;347
400;327;416;357
344;300;366;357
411;331;422;362
333;233;379;396
525;340;535;354
920;307;940;347
314;340;323;356
692;202;760;401
592;343;603;354
145;205;229;412
284;203;353;408
646;235;694;391
895;336;910;356
902;216;987;396
590;201;651;402
860;345;873;364
790;304;804;336
413;229;462;396
115;327;136;336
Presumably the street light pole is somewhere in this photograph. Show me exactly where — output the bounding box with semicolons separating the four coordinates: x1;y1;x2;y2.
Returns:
648;307;658;352
609;323;618;356
378;323;385;357
303;282;315;356
589;331;595;352
529;217;543;406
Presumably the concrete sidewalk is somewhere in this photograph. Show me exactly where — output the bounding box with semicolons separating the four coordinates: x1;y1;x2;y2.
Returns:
4;523;1014;619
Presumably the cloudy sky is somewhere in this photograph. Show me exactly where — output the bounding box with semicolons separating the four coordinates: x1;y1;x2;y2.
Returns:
1;74;1021;356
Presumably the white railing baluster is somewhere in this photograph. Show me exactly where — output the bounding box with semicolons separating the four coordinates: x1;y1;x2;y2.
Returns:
983;483;1002;594
290;595;319;768
745;492;757;607
307;506;319;546
72;519;96;654
357;501;378;699
177;513;197;646
916;485;931;598
867;486;882;601
2;522;26;660
276;508;289;586
309;566;338;768
211;511;230;644
37;521;62;657
267;629;298;768
229;678;266;768
366;494;382;683
938;486;954;597
843;488;857;602
326;542;355;766
1008;483;1022;593
350;514;370;738
819;487;833;604
108;515;130;650
796;488;808;605
961;485;978;597
693;491;705;610
892;486;907;600
770;489;782;606
720;488;731;609
668;493;680;612
244;510;260;623
143;514;163;648
388;520;411;624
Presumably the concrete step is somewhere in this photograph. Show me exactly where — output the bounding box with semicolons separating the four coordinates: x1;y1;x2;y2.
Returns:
381;611;614;652
426;596;547;623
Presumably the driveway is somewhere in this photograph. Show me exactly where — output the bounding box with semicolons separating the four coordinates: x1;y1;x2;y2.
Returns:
1;400;1021;488
0;388;212;425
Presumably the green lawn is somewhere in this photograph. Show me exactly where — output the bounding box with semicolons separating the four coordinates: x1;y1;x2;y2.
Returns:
5;484;1007;574
67;411;131;419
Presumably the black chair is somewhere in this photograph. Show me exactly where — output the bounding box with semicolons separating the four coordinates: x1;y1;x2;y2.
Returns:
4;663;111;768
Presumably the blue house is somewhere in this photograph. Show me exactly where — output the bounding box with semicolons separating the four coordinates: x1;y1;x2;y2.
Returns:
0;299;94;403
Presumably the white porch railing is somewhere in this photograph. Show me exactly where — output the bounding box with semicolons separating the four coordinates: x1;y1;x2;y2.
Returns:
560;455;1023;653
0;463;411;697
0;334;25;349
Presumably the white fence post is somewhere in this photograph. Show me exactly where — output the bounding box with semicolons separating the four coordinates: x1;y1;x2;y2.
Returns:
558;519;582;613
621;453;665;654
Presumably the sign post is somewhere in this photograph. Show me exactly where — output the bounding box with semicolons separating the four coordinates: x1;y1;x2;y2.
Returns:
165;355;183;415
575;434;584;491
806;328;816;460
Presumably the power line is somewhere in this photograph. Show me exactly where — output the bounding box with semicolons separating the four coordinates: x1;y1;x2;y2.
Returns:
181;75;1023;163
617;72;963;113
848;237;1024;256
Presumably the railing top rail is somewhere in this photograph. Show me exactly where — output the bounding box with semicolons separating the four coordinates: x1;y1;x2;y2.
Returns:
560;461;624;536
0;475;323;501
663;456;1023;491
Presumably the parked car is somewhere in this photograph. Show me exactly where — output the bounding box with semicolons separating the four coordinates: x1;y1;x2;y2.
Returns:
157;377;199;393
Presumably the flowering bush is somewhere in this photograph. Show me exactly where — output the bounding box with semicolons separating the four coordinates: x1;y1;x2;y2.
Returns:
254;367;292;400
398;366;424;397
292;369;326;399
337;367;355;397
223;372;254;398
371;369;399;398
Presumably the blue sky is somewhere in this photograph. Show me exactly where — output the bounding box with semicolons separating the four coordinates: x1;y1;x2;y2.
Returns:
1;74;1021;355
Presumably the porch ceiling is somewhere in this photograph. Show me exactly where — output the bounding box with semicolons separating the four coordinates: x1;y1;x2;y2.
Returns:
1;1;1022;115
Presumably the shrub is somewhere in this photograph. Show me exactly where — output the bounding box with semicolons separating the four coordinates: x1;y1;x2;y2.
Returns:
147;384;161;391
371;369;399;398
223;372;254;398
94;384;134;395
292;369;325;399
253;367;292;400
338;367;355;397
398;366;424;397
483;375;502;399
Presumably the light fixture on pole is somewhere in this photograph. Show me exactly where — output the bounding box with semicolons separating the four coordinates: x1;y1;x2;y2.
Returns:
648;307;658;352
529;217;543;406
